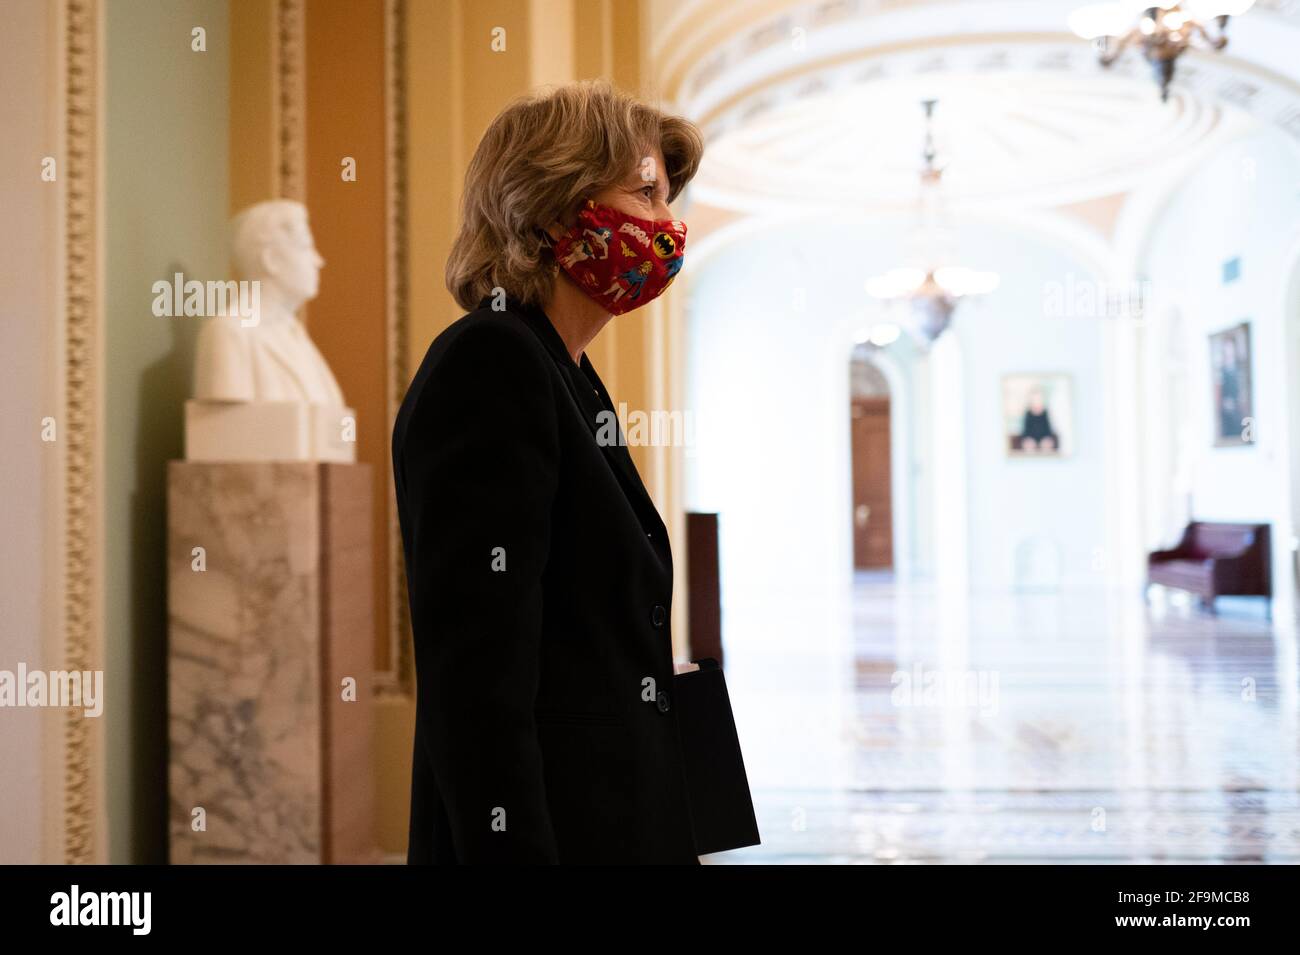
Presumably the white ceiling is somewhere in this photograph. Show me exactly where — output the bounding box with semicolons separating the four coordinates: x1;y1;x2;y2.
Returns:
692;70;1230;212
656;0;1300;215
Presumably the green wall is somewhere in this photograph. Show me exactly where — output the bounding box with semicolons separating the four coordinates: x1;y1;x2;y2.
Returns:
105;0;230;863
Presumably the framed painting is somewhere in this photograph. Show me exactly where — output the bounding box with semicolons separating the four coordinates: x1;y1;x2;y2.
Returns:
1210;322;1252;447
1003;374;1073;457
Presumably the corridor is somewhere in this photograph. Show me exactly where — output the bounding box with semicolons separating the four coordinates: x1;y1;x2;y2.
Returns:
717;576;1298;863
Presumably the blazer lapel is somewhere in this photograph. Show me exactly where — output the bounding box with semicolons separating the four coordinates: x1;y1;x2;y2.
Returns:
490;296;670;546
571;356;670;543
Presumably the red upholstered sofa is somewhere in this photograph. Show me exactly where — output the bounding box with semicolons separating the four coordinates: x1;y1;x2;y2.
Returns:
1147;522;1271;611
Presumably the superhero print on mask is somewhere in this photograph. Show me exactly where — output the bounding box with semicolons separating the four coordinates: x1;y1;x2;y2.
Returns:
549;199;687;316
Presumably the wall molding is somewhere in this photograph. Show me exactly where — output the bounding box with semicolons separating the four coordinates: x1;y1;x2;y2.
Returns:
383;0;413;696
275;0;306;201
61;0;105;865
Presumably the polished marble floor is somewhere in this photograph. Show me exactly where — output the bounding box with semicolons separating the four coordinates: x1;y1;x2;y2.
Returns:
709;574;1300;864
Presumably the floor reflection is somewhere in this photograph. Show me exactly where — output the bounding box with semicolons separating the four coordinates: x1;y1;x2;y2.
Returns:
710;573;1300;864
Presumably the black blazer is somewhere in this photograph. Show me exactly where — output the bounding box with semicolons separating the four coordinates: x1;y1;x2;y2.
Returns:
391;294;700;864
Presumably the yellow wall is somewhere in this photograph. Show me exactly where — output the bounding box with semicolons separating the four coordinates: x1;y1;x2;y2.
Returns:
228;0;275;211
303;0;391;674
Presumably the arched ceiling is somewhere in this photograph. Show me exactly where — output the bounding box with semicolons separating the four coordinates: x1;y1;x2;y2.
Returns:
648;0;1300;215
694;68;1229;211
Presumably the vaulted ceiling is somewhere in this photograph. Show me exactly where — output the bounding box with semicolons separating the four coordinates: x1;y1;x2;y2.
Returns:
649;0;1300;219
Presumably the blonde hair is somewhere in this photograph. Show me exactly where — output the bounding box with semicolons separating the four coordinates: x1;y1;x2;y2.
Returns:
446;80;704;311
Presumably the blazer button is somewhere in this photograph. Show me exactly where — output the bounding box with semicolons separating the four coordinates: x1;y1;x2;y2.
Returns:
656;690;671;713
650;604;667;628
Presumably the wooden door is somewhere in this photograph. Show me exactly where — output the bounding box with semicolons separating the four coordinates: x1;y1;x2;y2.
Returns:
851;396;893;569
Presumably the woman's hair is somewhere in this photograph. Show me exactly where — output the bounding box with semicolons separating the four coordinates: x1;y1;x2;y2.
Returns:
446;80;704;310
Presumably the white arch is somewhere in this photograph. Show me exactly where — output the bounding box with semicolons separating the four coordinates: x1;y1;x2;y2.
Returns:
1121;123;1300;613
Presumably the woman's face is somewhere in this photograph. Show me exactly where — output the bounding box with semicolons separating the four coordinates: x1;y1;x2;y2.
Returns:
594;144;671;221
549;145;671;239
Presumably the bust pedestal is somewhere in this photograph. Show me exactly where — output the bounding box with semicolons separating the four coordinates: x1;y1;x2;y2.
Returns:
184;400;357;462
167;461;377;863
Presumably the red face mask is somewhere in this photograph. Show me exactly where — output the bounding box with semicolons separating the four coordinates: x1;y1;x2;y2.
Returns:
548;199;687;315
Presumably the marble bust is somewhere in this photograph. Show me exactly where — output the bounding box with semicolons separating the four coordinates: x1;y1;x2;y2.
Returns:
186;200;355;462
194;200;344;404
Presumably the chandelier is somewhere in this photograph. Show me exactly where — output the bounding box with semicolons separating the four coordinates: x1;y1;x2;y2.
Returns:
864;100;999;345
1068;1;1256;101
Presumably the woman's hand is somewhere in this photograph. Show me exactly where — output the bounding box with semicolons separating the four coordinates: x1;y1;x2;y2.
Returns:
673;661;700;674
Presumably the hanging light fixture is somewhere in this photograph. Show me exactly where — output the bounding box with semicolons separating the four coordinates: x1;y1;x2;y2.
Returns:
1069;1;1256;102
864;100;999;346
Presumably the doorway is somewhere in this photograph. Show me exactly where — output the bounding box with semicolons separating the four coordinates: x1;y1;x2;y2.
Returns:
850;357;893;570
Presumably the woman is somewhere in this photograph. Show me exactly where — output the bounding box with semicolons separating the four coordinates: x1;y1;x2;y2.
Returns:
1017;388;1058;453
391;81;705;864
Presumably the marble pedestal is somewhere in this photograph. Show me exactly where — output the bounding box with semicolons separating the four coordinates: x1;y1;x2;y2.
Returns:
184;400;357;463
168;461;378;864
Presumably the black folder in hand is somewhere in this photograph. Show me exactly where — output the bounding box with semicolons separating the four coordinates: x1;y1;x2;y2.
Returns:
672;658;761;855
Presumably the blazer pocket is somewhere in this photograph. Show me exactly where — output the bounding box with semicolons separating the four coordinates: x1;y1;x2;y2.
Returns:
533;708;624;727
